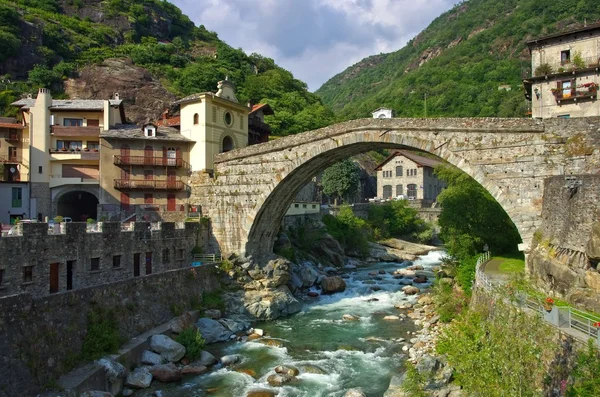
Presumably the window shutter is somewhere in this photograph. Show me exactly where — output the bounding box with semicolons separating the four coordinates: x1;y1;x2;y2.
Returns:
571;79;576;96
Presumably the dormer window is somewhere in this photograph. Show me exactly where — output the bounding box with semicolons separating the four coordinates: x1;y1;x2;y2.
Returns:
144;124;157;137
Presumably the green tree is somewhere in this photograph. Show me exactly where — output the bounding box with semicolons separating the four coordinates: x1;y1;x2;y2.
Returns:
567;339;600;396
322;205;370;256
321;159;360;204
368;200;423;239
437;296;558;397
434;164;521;259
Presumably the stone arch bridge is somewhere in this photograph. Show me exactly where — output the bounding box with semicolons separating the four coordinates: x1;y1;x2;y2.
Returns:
191;118;600;258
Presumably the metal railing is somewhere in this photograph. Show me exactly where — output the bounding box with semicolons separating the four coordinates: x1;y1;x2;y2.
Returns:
114;155;190;170
193;253;222;264
474;252;600;346
114;179;186;191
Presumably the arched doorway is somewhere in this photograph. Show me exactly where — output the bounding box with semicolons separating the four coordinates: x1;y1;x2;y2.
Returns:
222;136;234;153
57;191;99;221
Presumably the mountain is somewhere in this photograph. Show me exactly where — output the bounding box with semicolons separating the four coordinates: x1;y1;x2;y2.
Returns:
316;0;600;120
0;0;334;133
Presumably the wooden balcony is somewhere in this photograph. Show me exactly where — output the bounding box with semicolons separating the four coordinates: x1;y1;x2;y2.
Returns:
0;155;21;164
51;126;100;137
249;118;271;133
553;89;597;104
114;155;190;170
114;179;185;191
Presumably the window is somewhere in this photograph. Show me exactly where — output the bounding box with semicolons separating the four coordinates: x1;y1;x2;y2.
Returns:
383;170;393;178
23;266;33;283
193;113;199;125
222;136;234;152
383;185;392;199
57;140;83;150
558;114;571;119
396;166;403;177
302;204;307;208
145;252;152;275
38;166;42;174
294;204;299;208
177;249;185;260
561;50;570;65
113;255;121;268
407;184;417;199
144;170;153;180
212;107;217;122
162;248;170;263
312;205;317;209
144;125;156;137
0;269;4;286
63;118;83;127
224;112;233;126
87;141;99;150
12;187;22;208
8;146;17;161
90;257;100;271
396;184;403;196
144;194;153;204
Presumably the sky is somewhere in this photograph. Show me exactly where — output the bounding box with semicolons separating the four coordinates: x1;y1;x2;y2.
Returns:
171;0;457;91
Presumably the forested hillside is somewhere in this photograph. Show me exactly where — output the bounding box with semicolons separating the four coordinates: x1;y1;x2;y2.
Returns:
0;0;333;134
316;0;600;120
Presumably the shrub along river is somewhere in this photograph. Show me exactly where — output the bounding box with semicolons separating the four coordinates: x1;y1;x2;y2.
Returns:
139;251;445;397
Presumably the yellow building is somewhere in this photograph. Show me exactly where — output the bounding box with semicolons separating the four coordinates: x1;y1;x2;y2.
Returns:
11;89;124;221
524;23;600;118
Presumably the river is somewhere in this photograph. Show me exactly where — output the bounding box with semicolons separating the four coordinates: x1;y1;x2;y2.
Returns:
140;250;445;397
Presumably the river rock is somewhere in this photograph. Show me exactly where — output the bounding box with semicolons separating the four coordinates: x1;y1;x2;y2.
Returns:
343;264;357;270
409;265;424;271
312;233;345;267
97;358;127;386
243;285;302;320
125;367;152;389
320;276;347;294
247;390;277;397
299;262;319;287
342;314;360;321
398;279;413;285
193;350;218;367
413;275;428;284
181;364;208;375
275;365;300;376
257;338;285;348
149;335;186;362
307;291;319;297
384;315;400;320
380;252;402;262
323;266;337;274
298;364;328;374
247;333;261;341
267;373;295;386
220;354;240;366
141;350;166;366
402;286;420;295
169;312;195;334
289;272;303;291
204;309;222;319
219;318;250;333
344;389;367;397
418;296;434;305
122;389;133;397
80;392;113;397
254;328;264;336
196;318;234;344
149;363;182;383
263;257;292;288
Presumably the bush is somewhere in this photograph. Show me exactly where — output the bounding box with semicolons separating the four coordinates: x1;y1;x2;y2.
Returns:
534;63;553;76
322;205;370;256
175;327;205;361
455;255;477;295
202;292;225;312
433;279;467;322
400;362;428;397
80;307;122;360
567;339;600;396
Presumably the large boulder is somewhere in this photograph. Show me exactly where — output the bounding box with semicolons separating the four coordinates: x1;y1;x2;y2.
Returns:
149;363;182;383
267;373;295;386
218;317;250;333
169;312;195;334
262;257;292;288
125;367;152;389
586;222;600;260
313;233;345;267
141;350;165;366
243;285;302;320
193;350;218;367
149;335;186;363
97;358;127;395
345;389;367;397
196;318;234;344
299;262;319;287
320;276;347;294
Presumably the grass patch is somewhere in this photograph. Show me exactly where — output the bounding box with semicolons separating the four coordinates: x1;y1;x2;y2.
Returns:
80;307;123;361
494;253;525;274
175;327;205;361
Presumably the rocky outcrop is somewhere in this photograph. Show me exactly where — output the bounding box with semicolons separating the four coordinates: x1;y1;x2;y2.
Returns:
64;58;177;124
195;318;233;344
242;286;302;320
586;222;600;261
97;358;127;396
149;363;182;383
312;233;346;267
125;367;152;389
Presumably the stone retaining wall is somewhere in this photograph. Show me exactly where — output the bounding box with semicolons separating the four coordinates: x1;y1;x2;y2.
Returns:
0;221;207;298
0;265;219;397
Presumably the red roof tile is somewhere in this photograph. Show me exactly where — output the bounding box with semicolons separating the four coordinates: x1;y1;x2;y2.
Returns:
374;150;443;171
250;103;274;115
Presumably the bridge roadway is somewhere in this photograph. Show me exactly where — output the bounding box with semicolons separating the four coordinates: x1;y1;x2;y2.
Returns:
189;117;600;258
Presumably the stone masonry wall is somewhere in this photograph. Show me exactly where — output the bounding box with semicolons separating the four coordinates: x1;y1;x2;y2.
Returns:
527;175;600;313
0;265;219;397
0;221;208;298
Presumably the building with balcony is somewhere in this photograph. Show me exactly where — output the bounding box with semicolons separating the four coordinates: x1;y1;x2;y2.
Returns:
0;117;30;224
374;150;445;204
10;89;124;222
248;103;273;145
524;23;600;119
99;123;193;222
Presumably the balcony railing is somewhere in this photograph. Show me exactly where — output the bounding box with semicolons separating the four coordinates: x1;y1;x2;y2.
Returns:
51;126;101;137
114;179;185;191
49;149;100;160
553;89;597;103
249;118;271;133
532;56;600;77
114;155;190;170
7;133;19;142
0;155;21;163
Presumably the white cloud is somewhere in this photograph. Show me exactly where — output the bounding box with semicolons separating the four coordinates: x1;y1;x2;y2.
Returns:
171;0;456;91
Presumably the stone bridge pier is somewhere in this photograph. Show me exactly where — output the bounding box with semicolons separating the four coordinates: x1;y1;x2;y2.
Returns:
190;117;600;259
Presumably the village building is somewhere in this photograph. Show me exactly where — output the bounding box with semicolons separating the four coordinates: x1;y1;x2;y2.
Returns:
372;107;394;119
0;116;29;225
524;23;600;118
374;150;445;204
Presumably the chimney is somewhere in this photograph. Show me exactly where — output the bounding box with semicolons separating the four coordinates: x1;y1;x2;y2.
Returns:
114;92;120;101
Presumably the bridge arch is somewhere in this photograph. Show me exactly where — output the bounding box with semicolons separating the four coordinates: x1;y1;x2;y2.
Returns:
207;118;598;257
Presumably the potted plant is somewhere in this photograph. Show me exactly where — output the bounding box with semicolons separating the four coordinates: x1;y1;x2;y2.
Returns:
543;297;554;312
75;147;81;152
61;147;68;152
84;147;90;152
92;148;99;152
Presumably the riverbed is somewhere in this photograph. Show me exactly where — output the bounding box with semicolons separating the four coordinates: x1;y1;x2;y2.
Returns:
140;250;445;397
